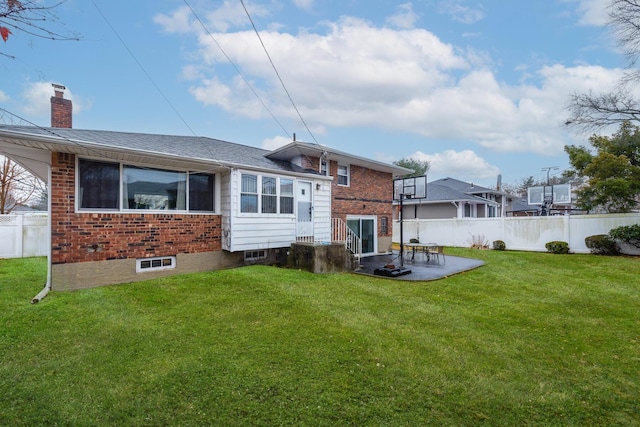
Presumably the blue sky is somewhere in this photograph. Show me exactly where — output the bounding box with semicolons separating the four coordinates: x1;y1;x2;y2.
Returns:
0;0;625;187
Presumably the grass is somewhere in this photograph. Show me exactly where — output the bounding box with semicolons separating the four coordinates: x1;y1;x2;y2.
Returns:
1;250;639;426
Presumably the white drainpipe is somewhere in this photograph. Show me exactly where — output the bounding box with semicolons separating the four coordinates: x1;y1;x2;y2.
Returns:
31;164;52;304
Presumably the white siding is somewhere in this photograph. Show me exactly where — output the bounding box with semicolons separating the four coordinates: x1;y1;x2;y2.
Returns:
225;169;332;252
220;172;232;251
312;180;332;242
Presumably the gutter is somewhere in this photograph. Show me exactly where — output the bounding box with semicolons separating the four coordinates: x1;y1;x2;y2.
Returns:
31;164;52;304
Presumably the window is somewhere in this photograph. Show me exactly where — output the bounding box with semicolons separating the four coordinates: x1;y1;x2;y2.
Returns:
245;250;266;262
280;179;294;214
189;173;215;212
136;256;176;273
262;176;277;213
77;158;215;213
381;216;388;235
240;173;295;215
123;166;186;210
337;164;349;186
241;174;258;213
78;159;119;209
464;203;472;217
320;158;328;176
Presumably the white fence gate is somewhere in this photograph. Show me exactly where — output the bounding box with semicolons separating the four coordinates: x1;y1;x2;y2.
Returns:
0;214;48;259
393;213;640;254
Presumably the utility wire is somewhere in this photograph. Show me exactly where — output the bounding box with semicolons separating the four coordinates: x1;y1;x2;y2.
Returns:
239;0;320;145
182;0;291;138
91;1;198;137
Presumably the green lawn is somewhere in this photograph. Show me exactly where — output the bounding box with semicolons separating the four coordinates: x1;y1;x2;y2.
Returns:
1;250;639;426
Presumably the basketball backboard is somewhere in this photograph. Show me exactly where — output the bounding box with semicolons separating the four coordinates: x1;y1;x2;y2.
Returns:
527;184;571;206
394;175;427;201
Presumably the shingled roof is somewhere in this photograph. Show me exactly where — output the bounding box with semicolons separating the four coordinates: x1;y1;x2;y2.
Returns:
0;125;315;176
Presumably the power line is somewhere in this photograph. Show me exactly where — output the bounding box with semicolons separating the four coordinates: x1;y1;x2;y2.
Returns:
239;0;320;145
182;0;291;139
92;1;198;137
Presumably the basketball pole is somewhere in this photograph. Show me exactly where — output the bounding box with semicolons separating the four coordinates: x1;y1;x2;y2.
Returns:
400;194;405;267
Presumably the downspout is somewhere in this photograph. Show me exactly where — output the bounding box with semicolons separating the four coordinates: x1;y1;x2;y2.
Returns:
31;163;52;304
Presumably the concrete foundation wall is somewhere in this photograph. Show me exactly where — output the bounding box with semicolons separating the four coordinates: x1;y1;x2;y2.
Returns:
52;250;244;291
288;243;357;274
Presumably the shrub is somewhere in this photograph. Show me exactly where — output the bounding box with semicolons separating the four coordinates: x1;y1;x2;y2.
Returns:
545;241;569;254
609;224;640;249
409;238;420;243
467;234;489;249
492;240;506;251
585;234;620;255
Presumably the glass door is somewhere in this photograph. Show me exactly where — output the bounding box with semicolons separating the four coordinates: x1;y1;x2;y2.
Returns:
347;217;376;255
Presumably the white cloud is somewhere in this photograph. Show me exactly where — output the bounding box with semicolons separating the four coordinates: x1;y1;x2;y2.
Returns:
262;135;291;150
411;150;500;183
386;3;419;29
292;0;314;11
20;82;87;118
154;1;270;34
0;90;8;103
157;5;625;159
21;83;58;117
575;0;609;26
438;1;484;24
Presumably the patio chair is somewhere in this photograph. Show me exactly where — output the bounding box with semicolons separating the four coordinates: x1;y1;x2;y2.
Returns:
428;245;445;264
403;248;414;264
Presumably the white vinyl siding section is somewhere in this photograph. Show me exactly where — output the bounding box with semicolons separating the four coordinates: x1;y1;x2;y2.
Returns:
221;172;233;251
311;181;332;242
224;169;331;252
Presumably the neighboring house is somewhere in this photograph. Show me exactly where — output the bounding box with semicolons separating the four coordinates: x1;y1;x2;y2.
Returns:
398;177;514;220
508;198;541;217
0;87;409;290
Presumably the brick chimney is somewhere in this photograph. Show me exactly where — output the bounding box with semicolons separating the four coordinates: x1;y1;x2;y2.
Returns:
50;83;72;128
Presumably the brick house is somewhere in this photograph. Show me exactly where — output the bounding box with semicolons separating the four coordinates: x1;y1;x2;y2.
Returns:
0;86;410;291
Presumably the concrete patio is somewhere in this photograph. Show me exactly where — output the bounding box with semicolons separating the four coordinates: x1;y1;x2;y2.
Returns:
354;250;484;281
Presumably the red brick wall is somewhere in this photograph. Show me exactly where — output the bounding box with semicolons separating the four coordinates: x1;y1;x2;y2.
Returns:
305;155;394;238
51;153;222;264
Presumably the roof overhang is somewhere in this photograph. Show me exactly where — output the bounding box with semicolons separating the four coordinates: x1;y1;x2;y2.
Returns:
0;128;230;174
266;141;413;177
0;129;332;181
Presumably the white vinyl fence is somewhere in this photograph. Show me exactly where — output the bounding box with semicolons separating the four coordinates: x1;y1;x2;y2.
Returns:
394;213;640;254
0;214;48;259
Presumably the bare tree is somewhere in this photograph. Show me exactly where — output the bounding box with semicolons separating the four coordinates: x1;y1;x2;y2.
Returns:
566;0;640;132
0;156;44;213
0;0;79;59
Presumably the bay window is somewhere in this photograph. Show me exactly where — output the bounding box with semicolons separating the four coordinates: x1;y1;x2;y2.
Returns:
77;158;215;213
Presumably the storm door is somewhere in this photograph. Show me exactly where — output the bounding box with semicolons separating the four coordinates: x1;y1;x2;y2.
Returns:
297;181;313;239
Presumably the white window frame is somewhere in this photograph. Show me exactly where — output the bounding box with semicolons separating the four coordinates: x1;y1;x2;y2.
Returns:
244;250;267;262
238;171;297;217
136;256;176;273
319;158;328;176
337;164;350;187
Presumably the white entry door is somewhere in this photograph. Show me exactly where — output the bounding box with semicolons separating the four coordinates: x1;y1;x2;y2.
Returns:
297;181;313;238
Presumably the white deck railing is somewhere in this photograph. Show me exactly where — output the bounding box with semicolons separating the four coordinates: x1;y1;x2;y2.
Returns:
295;218;362;258
332;218;362;258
